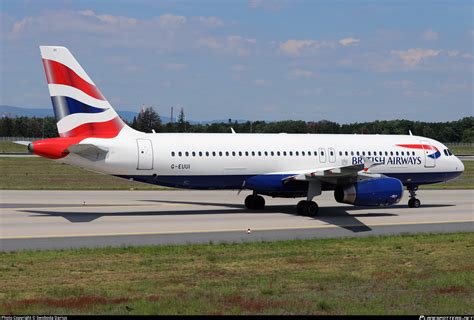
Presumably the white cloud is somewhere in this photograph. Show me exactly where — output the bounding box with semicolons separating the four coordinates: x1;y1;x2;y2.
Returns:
279;39;327;56
194;16;224;27
391;48;440;67
198;37;221;49
157;14;186;28
252;78;270;86
446;50;472;59
421;29;439;41
290;68;317;78
338;37;359;46
199;36;256;56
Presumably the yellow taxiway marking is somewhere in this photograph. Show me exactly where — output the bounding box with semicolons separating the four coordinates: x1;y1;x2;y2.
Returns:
1;219;472;240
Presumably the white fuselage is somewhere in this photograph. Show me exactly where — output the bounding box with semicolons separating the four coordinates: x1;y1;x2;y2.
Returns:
62;131;464;191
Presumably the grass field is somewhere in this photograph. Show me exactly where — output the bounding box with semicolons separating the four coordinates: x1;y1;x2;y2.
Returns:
0;157;166;190
448;145;474;156
0;233;472;315
0;156;472;190
0;141;29;153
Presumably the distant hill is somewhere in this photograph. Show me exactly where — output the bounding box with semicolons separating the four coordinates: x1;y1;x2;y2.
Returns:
0;105;247;124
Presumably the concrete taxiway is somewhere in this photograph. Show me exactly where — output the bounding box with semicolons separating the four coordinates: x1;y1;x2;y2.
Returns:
1;190;473;251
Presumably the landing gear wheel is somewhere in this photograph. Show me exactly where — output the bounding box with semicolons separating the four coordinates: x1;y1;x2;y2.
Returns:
297;200;307;215
306;201;319;217
407;185;421;208
408;198;421;208
296;200;319;216
245;194;265;210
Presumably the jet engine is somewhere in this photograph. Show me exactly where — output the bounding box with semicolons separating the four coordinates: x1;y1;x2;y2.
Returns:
334;177;403;207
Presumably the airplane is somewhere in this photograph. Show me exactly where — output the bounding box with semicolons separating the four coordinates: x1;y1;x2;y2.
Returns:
20;46;465;216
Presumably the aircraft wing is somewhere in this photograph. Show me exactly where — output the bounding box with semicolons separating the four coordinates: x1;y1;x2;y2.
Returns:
67;143;108;161
280;162;384;185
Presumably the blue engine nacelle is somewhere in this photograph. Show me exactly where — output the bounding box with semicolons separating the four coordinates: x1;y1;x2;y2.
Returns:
334;177;403;207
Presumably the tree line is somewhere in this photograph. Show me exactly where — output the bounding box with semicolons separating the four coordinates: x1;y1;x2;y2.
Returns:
1;107;472;143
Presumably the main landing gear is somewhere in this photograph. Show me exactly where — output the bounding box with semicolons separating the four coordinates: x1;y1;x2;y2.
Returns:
245;193;265;210
407;186;421;208
297;200;319;216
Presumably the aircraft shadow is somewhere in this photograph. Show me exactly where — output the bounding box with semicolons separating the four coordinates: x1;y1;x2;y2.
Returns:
22;200;454;233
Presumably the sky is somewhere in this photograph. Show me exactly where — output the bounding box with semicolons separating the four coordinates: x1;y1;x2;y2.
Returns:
1;0;473;123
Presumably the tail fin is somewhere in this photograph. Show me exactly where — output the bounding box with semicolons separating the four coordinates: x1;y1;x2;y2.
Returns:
40;46;131;138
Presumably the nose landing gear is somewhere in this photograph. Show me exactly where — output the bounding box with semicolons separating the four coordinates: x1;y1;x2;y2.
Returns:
407;186;421;208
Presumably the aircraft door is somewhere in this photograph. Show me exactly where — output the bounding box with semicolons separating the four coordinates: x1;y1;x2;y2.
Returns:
421;139;436;168
137;139;154;170
319;147;327;163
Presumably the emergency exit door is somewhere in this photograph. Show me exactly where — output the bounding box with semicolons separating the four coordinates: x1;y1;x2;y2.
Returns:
137;139;154;170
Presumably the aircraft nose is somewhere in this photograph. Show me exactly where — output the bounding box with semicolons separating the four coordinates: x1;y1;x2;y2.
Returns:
455;157;464;172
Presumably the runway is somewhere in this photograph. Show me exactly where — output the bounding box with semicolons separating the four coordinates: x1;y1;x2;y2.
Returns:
1;190;473;251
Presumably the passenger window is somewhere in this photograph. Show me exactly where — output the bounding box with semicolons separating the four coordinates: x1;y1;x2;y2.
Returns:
192;152;196;157
339;151;342;156
277;151;281;156
302;151;305;156
362;151;365;156
252;151;255;156
212;151;216;156
296;151;299;156
283;151;287;156
351;151;354;156
379;151;382;156
368;151;371;156
271;151;274;156
345;151;348;156
199;151;203;157
258;151;262;156
390;151;393;156
396;151;399;156
264;151;268;156
178;152;182;157
289;151;293;156
171;152;175;157
356;151;360;156
226;151;229;156
314;151;317;156
232;151;236;156
205;152;209;156
238;151;242;156
245;151;249;156
219;151;222;156
321;151;324;156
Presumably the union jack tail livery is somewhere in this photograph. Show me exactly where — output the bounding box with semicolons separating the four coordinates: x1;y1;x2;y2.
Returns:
40;46;129;138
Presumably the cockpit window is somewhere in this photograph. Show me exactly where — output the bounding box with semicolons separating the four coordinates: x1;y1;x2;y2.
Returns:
447;149;453;156
443;149;449;156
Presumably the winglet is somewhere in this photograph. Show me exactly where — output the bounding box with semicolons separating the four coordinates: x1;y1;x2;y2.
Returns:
231;127;236;134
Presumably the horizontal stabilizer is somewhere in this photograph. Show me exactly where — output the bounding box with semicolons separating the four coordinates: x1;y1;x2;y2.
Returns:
67;143;108;160
13;141;31;146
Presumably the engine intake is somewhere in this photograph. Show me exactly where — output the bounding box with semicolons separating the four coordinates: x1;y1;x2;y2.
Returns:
334;177;403;207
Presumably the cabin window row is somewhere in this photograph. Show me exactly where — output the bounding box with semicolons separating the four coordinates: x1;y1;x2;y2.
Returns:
171;150;417;157
338;150;416;157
